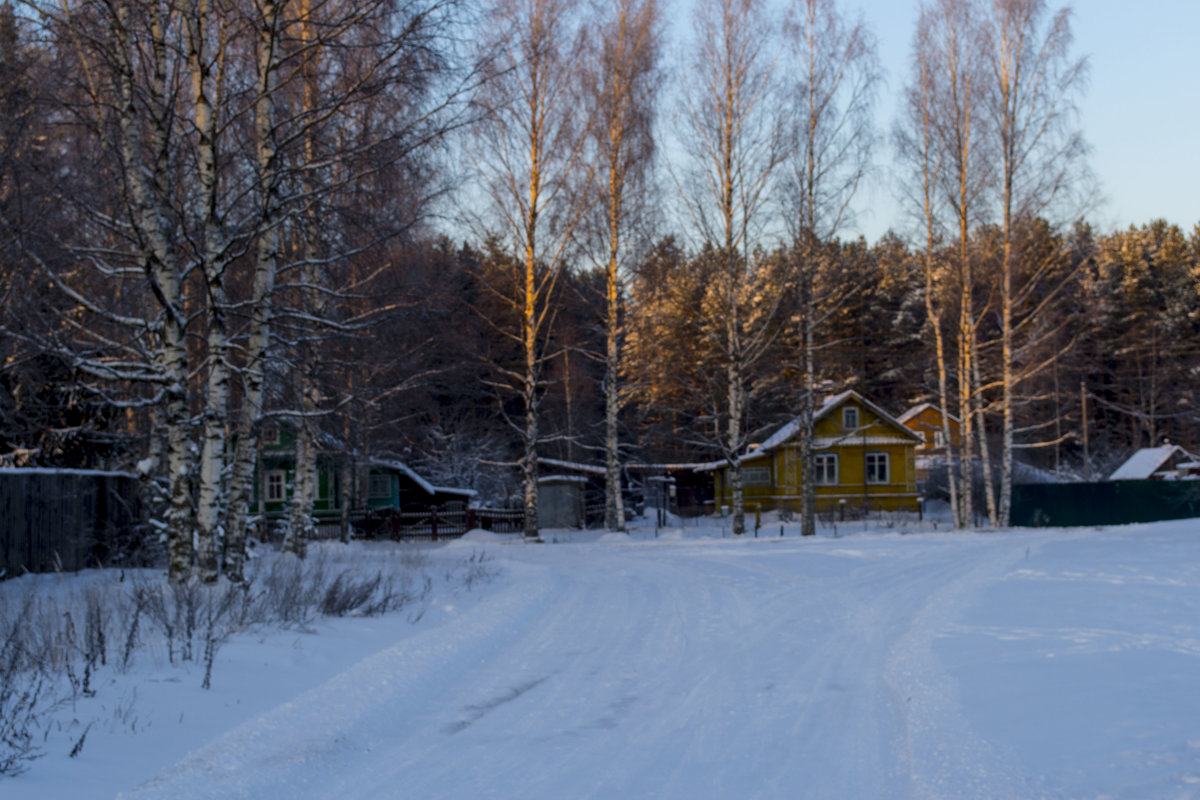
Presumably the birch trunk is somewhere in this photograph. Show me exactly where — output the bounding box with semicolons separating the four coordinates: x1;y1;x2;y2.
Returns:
284;0;321;556
986;0;1087;526
727;356;745;536
186;0;228;582
905;20;960;524
113;0;195;582
957;283;974;528
972;341;998;526
523;237;541;540
799;274;816;536
591;0;658;533
474;0;585;543
785;0;878;536
340;421;352;543
927;262;959;523
225;0;283;583
604;246;626;531
284;389;316;557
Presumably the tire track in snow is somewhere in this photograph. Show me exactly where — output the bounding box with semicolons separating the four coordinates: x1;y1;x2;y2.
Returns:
122;533;1056;799
118;557;559;800
883;534;1048;799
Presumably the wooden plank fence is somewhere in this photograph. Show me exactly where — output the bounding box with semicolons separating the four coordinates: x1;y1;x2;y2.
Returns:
304;507;526;542
1;469;142;576
357;507;526;540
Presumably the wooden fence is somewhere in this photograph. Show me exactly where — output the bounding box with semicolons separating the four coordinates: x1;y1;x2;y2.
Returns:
262;506;529;543
474;508;525;534
1;469;143;576
356;507;526;540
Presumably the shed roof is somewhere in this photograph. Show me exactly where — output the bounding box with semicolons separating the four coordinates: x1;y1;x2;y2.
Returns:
369;459;476;497
1108;445;1195;481
896;402;960;425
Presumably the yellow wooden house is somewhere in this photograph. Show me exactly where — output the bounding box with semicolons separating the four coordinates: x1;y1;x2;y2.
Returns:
710;390;923;514
896;402;961;487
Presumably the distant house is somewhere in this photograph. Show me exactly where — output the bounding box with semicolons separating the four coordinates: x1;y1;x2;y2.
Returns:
707;390;923;514
255;422;475;520
1107;445;1200;481
897;403;961;487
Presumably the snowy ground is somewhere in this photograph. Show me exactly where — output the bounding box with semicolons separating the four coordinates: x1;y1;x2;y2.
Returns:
7;512;1200;799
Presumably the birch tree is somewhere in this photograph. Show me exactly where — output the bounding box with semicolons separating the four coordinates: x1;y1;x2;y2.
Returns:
224;0;288;582
783;0;879;536
223;0;473;571
580;0;660;532
916;0;991;528
895;2;960;525
473;0;588;540
982;0;1087;526
28;0;203;581
676;0;785;536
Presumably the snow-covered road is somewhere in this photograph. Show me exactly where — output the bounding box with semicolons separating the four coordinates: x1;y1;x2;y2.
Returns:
111;522;1200;799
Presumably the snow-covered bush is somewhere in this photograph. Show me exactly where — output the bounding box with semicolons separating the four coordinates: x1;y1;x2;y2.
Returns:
0;541;496;775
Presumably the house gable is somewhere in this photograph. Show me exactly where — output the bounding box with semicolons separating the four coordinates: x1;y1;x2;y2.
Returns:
760;390;923;452
898;403;961;452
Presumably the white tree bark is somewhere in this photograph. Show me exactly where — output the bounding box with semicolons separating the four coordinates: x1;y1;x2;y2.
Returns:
111;0;196;582
225;0;285;582
185;0;231;582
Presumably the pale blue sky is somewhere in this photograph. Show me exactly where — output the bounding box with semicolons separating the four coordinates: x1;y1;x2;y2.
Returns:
835;0;1200;241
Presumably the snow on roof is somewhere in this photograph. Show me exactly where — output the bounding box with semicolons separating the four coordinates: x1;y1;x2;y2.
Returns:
0;467;137;478
369;459;473;497
757;390;922;454
538;457;606;476
431;485;477;498
625;462;713;472
538;474;589;484
694;391;923;473
896;403;960;425
370;458;435;494
1108;445;1193;480
811;435;919;448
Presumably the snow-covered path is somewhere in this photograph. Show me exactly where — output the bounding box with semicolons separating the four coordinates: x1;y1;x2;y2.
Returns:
104;523;1200;800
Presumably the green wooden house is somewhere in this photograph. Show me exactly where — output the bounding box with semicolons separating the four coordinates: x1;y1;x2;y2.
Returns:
253;422;475;519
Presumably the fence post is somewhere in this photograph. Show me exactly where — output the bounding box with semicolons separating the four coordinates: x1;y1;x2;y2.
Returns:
431;507;439;541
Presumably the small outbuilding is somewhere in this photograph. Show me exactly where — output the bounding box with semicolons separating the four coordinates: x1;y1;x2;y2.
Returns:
1107;445;1200;481
537;474;588;528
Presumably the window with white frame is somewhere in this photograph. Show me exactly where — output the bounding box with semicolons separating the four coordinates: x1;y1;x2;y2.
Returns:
813;453;838;485
261;423;280;446
265;470;286;502
842;406;859;430
865;451;889;484
741;466;771;487
934;430;946;448
368;473;391;499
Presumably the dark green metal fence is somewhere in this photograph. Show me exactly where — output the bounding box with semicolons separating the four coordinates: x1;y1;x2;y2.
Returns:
1011;480;1200;527
1;470;142;576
